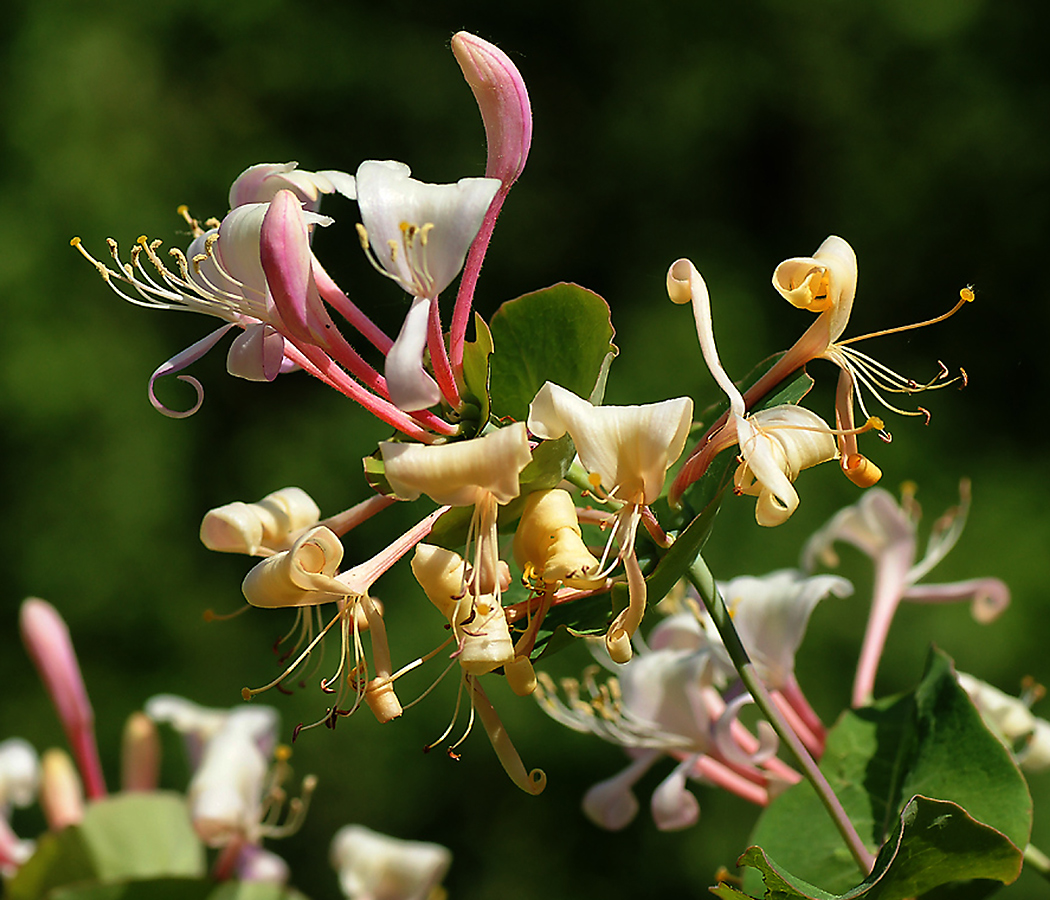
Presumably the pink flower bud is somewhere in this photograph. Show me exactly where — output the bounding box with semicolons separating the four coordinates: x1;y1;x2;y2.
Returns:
20;599;107;799
452;32;532;187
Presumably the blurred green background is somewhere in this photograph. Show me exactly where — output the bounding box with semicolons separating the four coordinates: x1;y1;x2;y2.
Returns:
2;0;1048;897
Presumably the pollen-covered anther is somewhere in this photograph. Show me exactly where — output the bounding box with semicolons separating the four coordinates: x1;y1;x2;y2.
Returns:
364;677;403;723
842;453;883;488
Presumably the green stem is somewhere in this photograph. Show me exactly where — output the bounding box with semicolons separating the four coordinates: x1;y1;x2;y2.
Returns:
1024;844;1050;881
687;556;875;875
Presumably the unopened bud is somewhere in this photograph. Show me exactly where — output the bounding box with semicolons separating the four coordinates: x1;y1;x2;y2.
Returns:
121;712;160;792
40;749;84;831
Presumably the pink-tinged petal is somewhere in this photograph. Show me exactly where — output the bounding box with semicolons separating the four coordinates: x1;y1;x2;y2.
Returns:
237;845;290;884
452;32;532;187
903;577;1010;624
385;295;441;411
260;191;315;343
229;163;299;208
582;752;659;830
20;599;107;799
226;323;286;382
650;760;700;831
149;324;236;417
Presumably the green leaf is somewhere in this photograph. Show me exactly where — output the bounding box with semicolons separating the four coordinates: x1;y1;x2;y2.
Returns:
734;797;1022;900
488;283;617;422
79;792;207;882
531;591;615;660
7;794;206;900
51;879;215;900
739;648;1030;898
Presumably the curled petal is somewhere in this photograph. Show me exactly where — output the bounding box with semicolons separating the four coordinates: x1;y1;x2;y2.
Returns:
227;323;286;382
452;32;532;186
385;295;441;411
381;422;531;506
903;577;1010;624
714;694;779;768
229;161;355;210
468;678;546;795
650;759;700;831
149;324;235;417
201;487;321;556
241;526;348;608
772;235;857;343
581;752;659;830
528;382;693;505
734;406;838;527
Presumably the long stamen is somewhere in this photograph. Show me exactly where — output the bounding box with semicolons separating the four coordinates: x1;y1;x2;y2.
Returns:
837;288;973;347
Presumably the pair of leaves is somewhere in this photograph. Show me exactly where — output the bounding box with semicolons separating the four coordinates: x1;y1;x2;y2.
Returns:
7;793;306;900
716;649;1031;900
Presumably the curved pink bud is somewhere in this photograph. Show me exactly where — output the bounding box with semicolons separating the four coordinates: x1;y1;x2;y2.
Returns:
650;760;700;831
452;32;532;186
20;599;107;799
260;191;316;344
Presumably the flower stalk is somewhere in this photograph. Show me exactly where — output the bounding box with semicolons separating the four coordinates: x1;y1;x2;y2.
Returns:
686;558;874;874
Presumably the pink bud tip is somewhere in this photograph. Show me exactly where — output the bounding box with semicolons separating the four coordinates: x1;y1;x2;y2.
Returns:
452;31;532;187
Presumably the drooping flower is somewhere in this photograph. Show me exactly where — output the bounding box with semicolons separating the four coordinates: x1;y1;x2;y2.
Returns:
382;423;531;608
146;694;314;877
804;482;1010;707
667;259;846;525
536;623;791;831
330;825;451;900
356;160;501;411
667;239;971;500
527;382;692;662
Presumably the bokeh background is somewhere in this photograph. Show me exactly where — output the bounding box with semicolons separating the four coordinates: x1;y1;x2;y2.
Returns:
2;0;1049;897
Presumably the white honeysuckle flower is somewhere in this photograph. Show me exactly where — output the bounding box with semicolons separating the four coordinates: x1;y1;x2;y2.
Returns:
147;696;314;851
0;739;39;812
241;526;349;608
805;483;1010;707
412;543;515;677
200;486;321;557
537;627;780;831
771;234;857;343
733;407;839;527
382;424;531;602
355;160;500;412
188;707;277;847
229;161;356;210
527;382;692;508
716;570;853;690
381;423;531;508
356;160;499;301
330;824;452;900
667;258;847;526
527;383;692;661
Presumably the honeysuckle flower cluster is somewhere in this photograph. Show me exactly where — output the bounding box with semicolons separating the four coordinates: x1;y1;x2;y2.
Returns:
63;23;1046;900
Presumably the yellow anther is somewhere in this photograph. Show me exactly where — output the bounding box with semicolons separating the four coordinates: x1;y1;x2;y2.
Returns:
588;472;603;489
70;236;81;247
274;744;293;762
960;286;975;303
866;416;885;431
355;222;370;249
843;453;882;488
176;204;189;216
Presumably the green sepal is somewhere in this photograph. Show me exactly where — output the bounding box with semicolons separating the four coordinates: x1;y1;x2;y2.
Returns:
457;312;494;437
